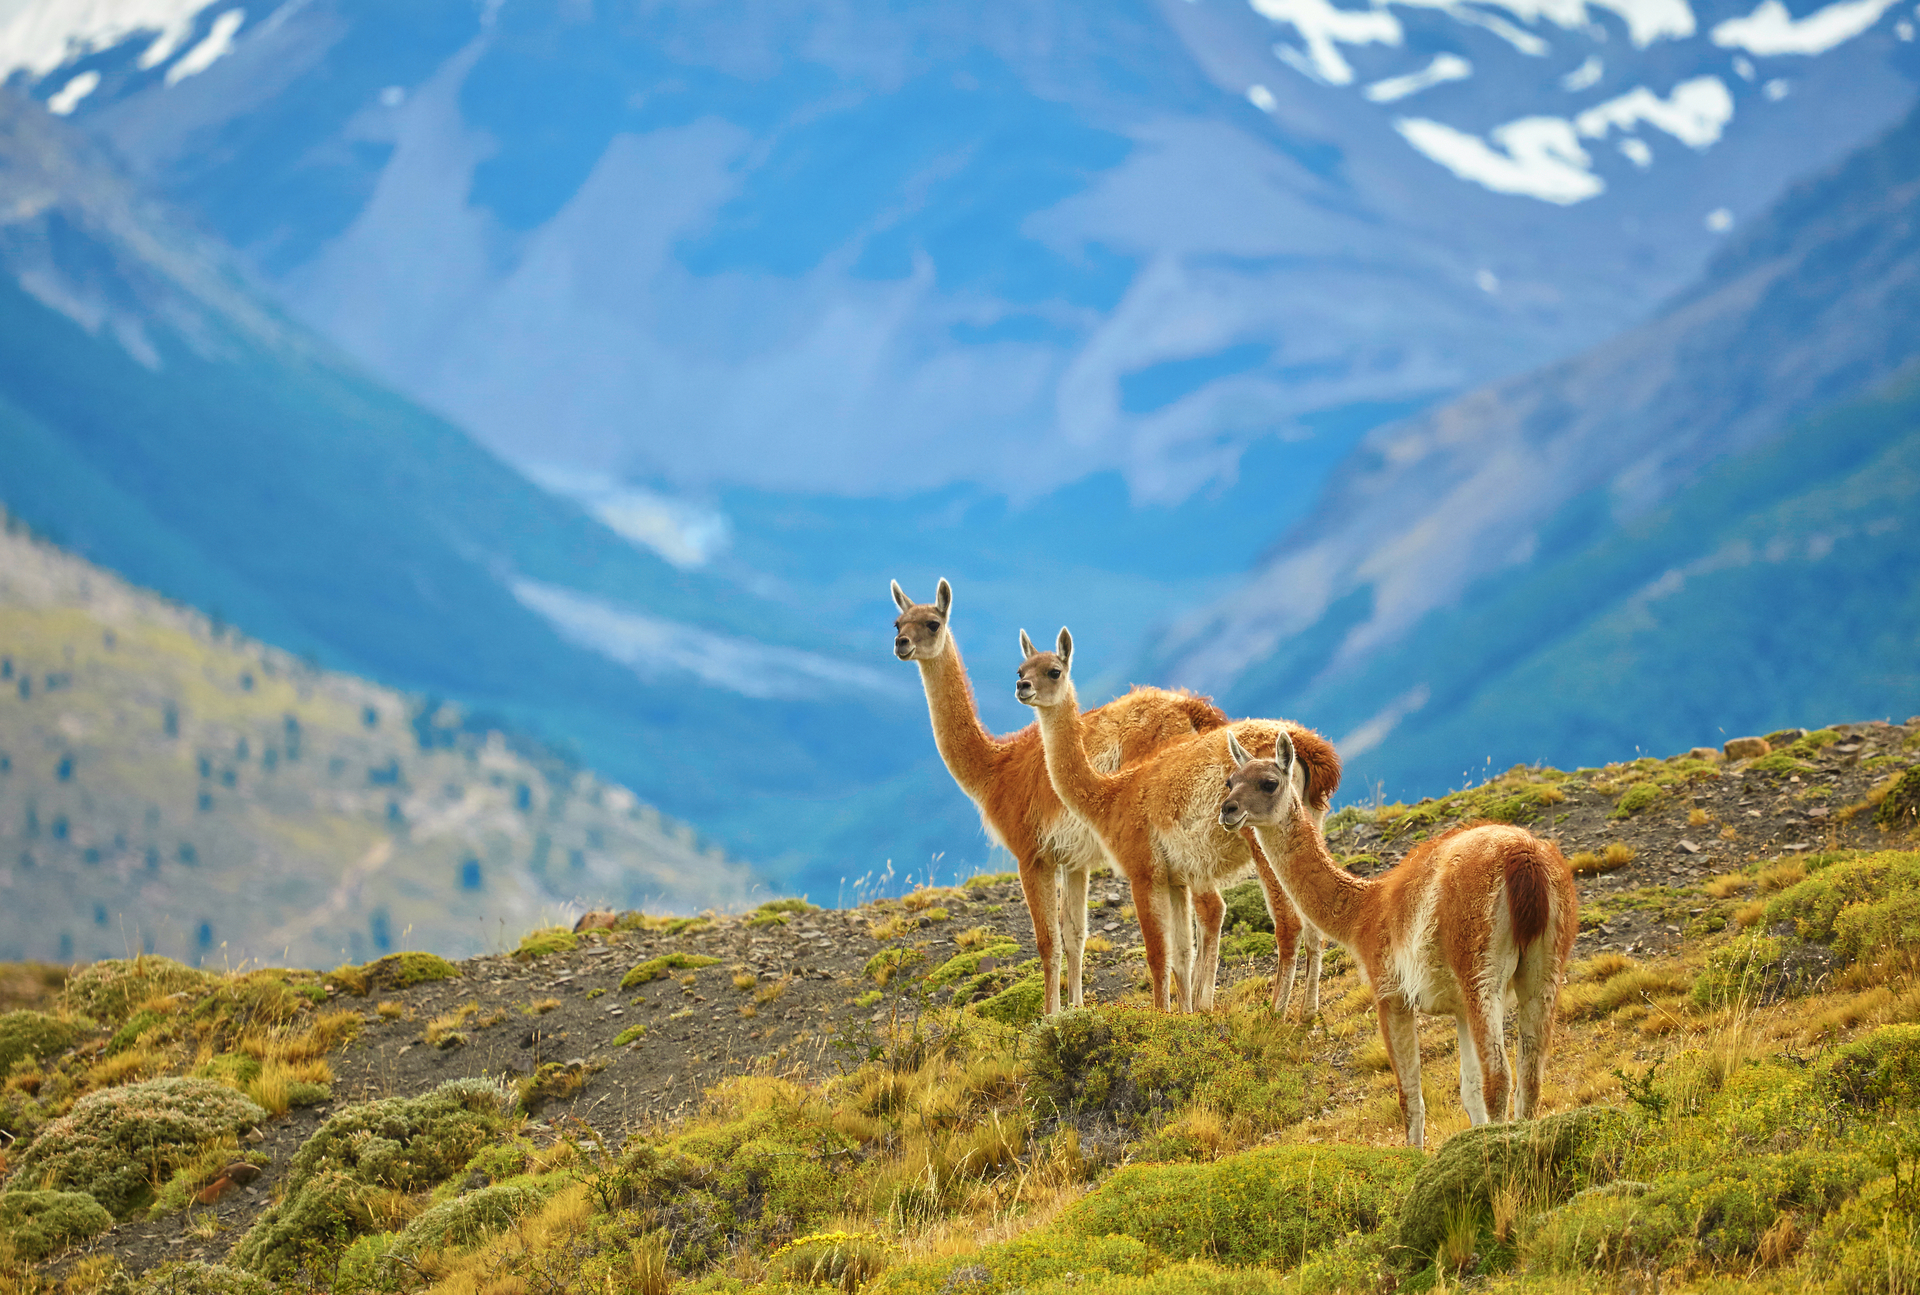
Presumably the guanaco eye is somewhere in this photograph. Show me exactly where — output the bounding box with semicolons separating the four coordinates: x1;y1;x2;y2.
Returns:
925;620;940;631
1260;779;1280;793
1047;668;1061;679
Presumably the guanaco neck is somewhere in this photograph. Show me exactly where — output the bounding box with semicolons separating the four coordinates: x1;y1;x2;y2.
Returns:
916;637;1002;798
1032;681;1120;820
1250;803;1375;950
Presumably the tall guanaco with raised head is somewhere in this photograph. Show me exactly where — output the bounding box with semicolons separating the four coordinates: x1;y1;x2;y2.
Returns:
890;580;1228;1015
1015;626;1338;1015
1220;729;1577;1147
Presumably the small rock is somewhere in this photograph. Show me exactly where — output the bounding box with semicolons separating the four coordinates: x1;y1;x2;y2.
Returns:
1808;806;1829;819
1724;736;1770;760
223;1162;263;1185
574;910;619;932
1764;727;1808;746
1687;747;1723;762
1678;839;1700;854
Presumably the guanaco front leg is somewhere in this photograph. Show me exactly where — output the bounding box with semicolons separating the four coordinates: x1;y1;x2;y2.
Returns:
1130;872;1173;1012
1060;862;1091;1009
1018;850;1063;1017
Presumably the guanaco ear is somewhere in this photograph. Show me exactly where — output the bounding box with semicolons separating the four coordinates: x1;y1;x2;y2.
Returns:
890;580;913;613
934;578;952;616
1019;629;1037;659
1055;627;1073;670
1273;728;1297;777
1226;730;1252;768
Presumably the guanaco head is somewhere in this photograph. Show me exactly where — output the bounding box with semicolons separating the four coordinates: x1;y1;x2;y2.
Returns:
891;579;953;661
1014;627;1073;708
1219;729;1298;830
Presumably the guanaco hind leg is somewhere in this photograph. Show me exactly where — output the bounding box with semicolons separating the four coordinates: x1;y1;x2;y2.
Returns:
1130;872;1174;1012
1377;994;1426;1148
1192;888;1225;1012
1457;993;1510;1126
1167;883;1197;1013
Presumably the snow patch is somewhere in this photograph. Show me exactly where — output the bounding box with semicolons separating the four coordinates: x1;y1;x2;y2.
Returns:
1364;53;1473;102
1711;0;1899;54
46;69;99;114
1252;0;1404;85
1395;115;1604;203
1574;76;1733;148
163;6;242;84
509;579;903;702
0;0;219;82
1560;54;1604;90
521;464;730;569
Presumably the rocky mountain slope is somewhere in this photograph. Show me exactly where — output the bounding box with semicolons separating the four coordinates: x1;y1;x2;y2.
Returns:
1154;96;1920;798
0;515;753;969
0;717;1916;1290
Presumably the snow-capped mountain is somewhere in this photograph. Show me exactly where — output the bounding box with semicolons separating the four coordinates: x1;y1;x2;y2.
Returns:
4;0;1913;506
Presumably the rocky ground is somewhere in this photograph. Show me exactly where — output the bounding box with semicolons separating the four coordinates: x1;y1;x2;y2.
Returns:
19;716;1920;1282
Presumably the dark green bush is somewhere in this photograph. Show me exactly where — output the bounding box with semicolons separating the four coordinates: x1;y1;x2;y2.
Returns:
0;1010;86;1074
1396;1107;1640;1264
0;1189;114;1259
58;957;212;1026
1821;1024;1920;1109
135;1262;276;1295
7;1077;265;1217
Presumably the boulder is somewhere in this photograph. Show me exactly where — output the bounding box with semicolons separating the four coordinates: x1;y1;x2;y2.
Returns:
573;910;618;933
1723;736;1771;760
1687;747;1724;763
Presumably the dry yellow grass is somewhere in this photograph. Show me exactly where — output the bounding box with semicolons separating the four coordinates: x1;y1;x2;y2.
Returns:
1569;843;1635;874
755;977;792;1006
1704;872;1752;899
869;912;917;940
375;1000;405;1020
1083;936;1114;954
732;972;758;992
1757;859;1807;893
1688;807;1712;827
952;926;991;950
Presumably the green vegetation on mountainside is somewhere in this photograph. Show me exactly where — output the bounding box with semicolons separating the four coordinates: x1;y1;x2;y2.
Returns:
0;521;751;967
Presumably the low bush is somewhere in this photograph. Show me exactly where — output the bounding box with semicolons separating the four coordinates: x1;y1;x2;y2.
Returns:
231;1078;511;1275
1061;1143;1421;1267
770;1230;897;1291
1820;1023;1920;1108
1396;1107;1641;1266
512;927;577;961
0;1189;114;1259
58;957;212;1026
6;1076;265;1217
871;1231;1159;1295
1025;1008;1320;1138
392;1180;552;1252
326;952;459;996
1526;1149;1872;1273
0;1010;87;1075
620;953;721;988
133;1261;276;1295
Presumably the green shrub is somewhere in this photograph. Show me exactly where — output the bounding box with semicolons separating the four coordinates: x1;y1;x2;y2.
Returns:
134;1261;276;1295
1877;769;1920;832
1396;1107;1641;1265
7;1077;265;1217
871;1231;1159;1295
1221;880;1274;934
512;927;576;961
927;943;1021;990
972;975;1045;1027
1612;782;1662;818
231;1078;510;1275
1062;1143;1420;1267
620;952;721;988
1690;934;1788;1007
58;957;212;1026
753;898;817;917
1758;851;1920;969
0;1010;86;1074
327;952;460;996
1821;1024;1920;1109
393;1181;550;1252
0;1189;114;1259
1025;1008;1319;1137
770;1230;897;1290
1526;1149;1872;1273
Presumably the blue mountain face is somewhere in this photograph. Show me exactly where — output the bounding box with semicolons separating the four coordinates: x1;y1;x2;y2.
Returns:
9;0;1913;505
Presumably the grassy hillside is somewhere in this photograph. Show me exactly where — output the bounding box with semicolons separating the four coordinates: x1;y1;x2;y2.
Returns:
0;517;754;969
1;719;1917;1290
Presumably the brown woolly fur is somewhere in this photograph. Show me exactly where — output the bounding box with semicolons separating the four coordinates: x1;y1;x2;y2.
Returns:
1014;626;1340;1016
892;579;1229;1015
1223;734;1576;1149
